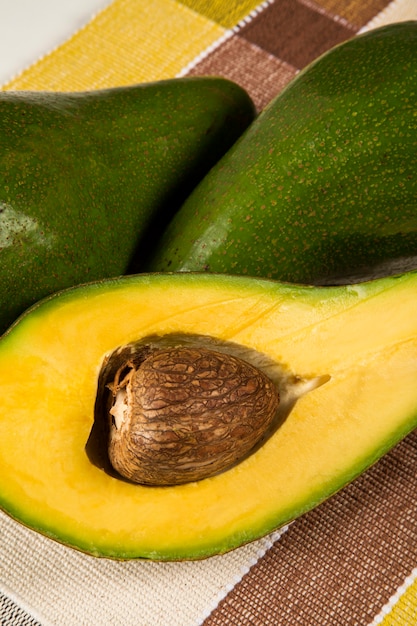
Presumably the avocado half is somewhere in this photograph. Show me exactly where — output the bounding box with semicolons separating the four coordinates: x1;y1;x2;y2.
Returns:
0;271;416;560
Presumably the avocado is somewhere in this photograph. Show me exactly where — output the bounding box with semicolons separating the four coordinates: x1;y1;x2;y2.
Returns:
145;23;417;284
0;270;416;560
0;77;255;334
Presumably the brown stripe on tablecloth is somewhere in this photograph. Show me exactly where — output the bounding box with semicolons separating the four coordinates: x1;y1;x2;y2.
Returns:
184;0;395;111
183;0;363;111
237;0;356;69
203;429;417;626
186;35;297;111
314;0;393;29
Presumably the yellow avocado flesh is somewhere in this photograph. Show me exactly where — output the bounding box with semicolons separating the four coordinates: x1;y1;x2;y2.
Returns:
0;271;416;560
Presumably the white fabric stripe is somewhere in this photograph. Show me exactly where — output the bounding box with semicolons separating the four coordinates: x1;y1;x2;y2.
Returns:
0;508;288;626
359;0;417;32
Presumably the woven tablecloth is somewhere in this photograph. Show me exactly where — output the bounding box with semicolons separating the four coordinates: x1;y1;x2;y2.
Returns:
1;1;417;624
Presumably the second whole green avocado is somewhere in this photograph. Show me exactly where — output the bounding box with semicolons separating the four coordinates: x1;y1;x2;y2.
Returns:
146;23;417;284
0;77;255;334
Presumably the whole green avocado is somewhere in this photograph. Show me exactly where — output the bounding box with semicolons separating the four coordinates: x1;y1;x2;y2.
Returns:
146;23;417;284
0;77;255;333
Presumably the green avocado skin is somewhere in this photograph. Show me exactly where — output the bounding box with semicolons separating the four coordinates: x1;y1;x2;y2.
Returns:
0;77;255;333
146;23;417;283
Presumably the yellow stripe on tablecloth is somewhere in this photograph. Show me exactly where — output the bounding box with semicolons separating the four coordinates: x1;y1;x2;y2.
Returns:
176;0;267;28
379;575;417;626
2;0;225;92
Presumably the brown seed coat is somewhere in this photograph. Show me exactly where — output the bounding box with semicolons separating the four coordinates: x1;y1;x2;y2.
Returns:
107;346;280;485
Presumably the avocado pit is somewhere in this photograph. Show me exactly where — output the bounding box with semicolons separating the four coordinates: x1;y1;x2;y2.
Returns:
103;344;280;486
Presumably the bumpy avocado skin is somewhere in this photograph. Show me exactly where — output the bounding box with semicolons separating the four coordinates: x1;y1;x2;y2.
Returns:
0;77;255;333
146;23;417;283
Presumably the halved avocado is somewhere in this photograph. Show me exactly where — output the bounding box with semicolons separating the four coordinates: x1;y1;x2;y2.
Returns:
0;271;416;560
